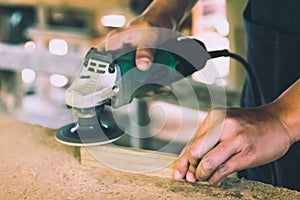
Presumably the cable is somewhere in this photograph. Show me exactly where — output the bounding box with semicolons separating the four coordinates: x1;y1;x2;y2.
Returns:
208;49;263;106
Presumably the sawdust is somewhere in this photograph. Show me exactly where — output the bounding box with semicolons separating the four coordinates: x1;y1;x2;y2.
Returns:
0;115;299;200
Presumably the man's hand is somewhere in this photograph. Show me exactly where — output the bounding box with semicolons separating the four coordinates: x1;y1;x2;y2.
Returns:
174;106;294;186
102;0;198;71
104;16;173;71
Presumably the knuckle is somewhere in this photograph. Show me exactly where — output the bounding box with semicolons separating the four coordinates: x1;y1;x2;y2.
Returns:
186;144;200;160
215;164;230;177
224;117;240;128
175;157;188;172
195;159;216;181
233;136;245;149
235;135;253;154
201;158;216;171
217;162;237;179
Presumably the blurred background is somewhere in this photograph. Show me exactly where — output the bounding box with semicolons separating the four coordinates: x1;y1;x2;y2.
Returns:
0;0;247;151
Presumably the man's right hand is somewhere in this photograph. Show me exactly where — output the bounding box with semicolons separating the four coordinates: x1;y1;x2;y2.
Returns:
102;0;199;71
104;16;174;71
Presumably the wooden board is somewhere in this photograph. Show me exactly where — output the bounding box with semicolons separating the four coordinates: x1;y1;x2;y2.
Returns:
1;115;300;199
80;145;181;179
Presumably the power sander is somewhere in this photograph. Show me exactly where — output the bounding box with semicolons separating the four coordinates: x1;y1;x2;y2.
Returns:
55;36;260;146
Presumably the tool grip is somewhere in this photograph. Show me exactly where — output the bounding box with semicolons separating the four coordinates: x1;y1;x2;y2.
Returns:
114;37;210;83
111;37;210;107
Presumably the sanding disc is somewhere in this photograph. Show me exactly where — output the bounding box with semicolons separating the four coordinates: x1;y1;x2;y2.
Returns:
55;111;124;146
55;123;122;147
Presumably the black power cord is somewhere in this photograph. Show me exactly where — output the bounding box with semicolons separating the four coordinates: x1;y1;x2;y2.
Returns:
208;49;263;106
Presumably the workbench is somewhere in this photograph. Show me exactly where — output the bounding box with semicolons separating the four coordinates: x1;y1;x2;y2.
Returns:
0;115;299;199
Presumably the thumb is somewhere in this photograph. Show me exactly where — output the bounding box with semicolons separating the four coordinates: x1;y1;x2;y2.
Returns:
135;47;155;71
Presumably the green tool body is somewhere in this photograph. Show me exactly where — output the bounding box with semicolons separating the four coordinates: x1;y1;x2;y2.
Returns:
56;36;209;146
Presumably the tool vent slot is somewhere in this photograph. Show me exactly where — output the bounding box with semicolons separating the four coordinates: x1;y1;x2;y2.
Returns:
96;70;105;74
90;62;97;66
88;67;95;72
98;64;107;68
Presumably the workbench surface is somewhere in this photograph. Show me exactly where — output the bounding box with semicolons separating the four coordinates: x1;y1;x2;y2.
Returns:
0;115;299;199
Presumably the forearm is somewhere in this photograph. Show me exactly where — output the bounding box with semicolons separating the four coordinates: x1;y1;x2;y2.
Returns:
141;0;198;29
266;79;300;143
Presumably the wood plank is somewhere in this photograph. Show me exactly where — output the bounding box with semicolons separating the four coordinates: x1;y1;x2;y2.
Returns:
2;115;300;199
80;145;180;179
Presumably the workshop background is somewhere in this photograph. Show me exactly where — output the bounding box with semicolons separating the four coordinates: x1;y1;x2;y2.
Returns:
1;0;300;199
0;0;245;134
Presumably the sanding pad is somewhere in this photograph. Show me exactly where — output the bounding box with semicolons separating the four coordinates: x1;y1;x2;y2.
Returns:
55;112;124;146
55;123;122;147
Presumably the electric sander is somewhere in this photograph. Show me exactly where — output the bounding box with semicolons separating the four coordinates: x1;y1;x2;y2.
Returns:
56;36;259;146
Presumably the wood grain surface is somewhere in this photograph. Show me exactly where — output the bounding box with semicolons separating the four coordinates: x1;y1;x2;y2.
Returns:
1;115;299;199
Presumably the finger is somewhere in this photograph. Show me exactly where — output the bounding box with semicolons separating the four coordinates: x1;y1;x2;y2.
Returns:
95;36;107;52
183;140;205;183
174;147;190;180
135;47;154;71
104;30;121;50
207;153;248;186
185;131;220;165
191;109;224;143
175;124;219;182
174;156;189;180
186;161;199;183
105;29;136;51
195;142;238;181
175;109;225;181
186;171;197;183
